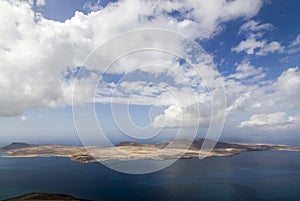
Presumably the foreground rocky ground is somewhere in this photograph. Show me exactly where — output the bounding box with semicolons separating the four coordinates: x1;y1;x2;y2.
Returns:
1;139;300;163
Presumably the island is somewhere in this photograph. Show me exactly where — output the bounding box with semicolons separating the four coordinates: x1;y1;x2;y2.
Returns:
1;139;300;163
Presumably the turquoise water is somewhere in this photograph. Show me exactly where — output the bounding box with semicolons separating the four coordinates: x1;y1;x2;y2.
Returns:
0;151;300;201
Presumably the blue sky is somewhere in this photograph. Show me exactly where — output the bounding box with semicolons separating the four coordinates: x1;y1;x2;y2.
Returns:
0;0;299;146
39;0;300;77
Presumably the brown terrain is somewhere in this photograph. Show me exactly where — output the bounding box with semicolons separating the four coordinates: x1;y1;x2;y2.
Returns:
1;139;300;163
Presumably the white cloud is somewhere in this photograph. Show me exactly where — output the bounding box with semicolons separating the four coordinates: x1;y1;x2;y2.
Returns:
274;67;300;101
257;41;284;56
230;66;300;112
152;103;212;128
36;0;45;6
165;0;264;39
290;34;300;47
20;115;28;121
232;35;264;54
28;0;45;6
239;20;273;36
84;0;102;12
225;66;300;131
1;0;297;132
285;34;300;55
233;20;283;56
226;92;251;114
228;60;265;81
150;65;300;129
6;0;298;132
280;34;300;63
232;35;283;55
239;112;300;130
0;0;264;117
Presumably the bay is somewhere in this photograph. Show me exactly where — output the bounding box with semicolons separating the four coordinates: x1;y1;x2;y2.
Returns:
0;151;300;201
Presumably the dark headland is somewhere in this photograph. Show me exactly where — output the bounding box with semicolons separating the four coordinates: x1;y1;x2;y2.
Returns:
4;193;91;201
1;142;35;150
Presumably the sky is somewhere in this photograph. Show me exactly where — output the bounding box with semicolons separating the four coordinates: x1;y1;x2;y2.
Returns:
0;0;299;146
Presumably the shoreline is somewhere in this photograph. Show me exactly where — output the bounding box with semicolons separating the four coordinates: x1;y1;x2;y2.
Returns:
1;140;300;164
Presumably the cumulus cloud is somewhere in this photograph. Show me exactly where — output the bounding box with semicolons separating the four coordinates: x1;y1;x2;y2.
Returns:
225;66;300;131
95;64;300;130
20;115;28;121
28;0;45;6
238;20;273;36
239;112;300;130
227;60;265;81
290;34;300;47
1;0;297;131
232;20;283;56
229;66;300;112
152;102;212;128
286;34;300;55
164;0;263;39
1;0;299;134
274;67;300;102
232;35;283;55
0;0;264;117
5;0;300;132
226;92;250;115
105;58;298;130
83;0;103;12
280;34;300;63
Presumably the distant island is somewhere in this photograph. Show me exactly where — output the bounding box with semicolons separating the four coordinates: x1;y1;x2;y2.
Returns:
1;139;300;163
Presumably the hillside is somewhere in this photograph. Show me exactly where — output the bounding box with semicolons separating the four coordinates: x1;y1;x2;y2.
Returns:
1;142;36;150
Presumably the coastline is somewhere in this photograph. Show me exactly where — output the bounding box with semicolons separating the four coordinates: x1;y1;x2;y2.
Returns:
1;140;300;164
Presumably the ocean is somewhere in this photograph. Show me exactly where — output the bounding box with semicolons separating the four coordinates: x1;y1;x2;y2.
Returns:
0;151;300;201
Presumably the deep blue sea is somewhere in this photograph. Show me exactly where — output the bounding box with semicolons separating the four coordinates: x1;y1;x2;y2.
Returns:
0;151;300;201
